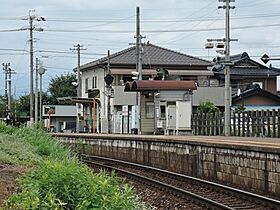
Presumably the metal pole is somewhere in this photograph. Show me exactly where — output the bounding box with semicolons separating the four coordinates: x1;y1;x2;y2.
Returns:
77;44;81;98
29;13;34;125
107;50;112;133
39;73;43;121
7;67;11;111
3;64;8;109
76;44;81;133
35;58;39;124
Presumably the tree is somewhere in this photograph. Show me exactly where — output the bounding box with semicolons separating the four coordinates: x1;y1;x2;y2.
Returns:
0;95;7;117
196;100;219;114
48;73;77;104
16;92;52;117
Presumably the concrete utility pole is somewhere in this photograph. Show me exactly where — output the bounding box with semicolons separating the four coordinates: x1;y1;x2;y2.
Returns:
218;0;235;136
28;11;45;125
35;58;39;124
29;12;34;125
7;67;15;112
135;6;144;134
70;44;86;132
2;63;15;112
2;63;9;108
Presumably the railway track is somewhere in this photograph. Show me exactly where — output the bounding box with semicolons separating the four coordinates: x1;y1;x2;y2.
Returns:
81;154;280;210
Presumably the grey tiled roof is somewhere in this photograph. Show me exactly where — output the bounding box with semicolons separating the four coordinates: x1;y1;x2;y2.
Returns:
215;67;280;76
213;52;280;77
80;43;210;71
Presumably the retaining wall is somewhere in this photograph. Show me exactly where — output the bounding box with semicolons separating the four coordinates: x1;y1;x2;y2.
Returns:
54;134;280;197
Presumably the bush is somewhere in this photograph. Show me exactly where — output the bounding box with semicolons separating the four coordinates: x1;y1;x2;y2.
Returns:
5;160;139;210
196;100;219;114
0;123;145;210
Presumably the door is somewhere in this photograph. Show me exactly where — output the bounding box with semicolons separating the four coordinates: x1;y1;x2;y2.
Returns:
166;105;176;129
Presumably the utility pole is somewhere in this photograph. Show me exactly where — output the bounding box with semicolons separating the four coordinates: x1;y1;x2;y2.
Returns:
35;58;39;124
218;0;235;136
135;6;144;134
7;67;15;112
70;44;86;132
2;63;9;109
27;11;45;125
2;63;15;112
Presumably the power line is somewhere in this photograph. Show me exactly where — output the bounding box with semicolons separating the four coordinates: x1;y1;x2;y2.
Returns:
39;23;280;33
1;12;280;23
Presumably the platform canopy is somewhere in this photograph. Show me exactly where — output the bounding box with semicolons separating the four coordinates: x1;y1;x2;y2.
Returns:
125;80;197;92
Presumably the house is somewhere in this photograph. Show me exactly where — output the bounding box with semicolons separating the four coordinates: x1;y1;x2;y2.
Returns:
78;43;219;133
211;52;280;95
232;84;280;111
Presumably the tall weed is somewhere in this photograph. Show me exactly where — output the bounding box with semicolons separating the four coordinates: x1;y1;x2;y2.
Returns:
0;123;146;210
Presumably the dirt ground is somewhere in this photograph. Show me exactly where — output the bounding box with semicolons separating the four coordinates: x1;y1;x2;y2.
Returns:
0;164;26;207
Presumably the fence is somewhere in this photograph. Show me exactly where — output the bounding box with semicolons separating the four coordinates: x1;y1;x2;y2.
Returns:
191;109;280;138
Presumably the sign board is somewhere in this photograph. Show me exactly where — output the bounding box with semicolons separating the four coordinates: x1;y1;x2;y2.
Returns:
157;120;163;128
88;89;100;98
261;54;270;64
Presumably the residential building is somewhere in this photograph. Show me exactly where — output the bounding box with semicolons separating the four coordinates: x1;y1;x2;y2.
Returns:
78;43;215;133
211;52;280;94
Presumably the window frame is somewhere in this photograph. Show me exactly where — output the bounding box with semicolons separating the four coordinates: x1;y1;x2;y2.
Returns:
145;102;155;119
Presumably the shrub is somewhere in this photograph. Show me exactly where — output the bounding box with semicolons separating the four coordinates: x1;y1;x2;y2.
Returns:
4;160;140;210
0;123;145;210
196;100;219;114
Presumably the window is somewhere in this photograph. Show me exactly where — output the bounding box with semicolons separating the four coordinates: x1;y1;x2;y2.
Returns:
92;76;97;89
160;105;166;119
122;75;133;84
145;102;154;118
85;78;89;93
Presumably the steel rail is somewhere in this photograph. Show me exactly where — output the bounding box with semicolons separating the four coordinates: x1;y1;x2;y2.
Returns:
81;154;280;209
83;158;234;210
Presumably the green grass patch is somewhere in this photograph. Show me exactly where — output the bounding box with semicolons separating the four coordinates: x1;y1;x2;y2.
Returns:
0;123;146;210
0;134;41;165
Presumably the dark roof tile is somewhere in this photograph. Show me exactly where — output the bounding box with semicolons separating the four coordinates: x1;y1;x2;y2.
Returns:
80;43;210;71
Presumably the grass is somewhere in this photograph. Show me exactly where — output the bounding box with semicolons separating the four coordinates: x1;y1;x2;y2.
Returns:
0;123;147;210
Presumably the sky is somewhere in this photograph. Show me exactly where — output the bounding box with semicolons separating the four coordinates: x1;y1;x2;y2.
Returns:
1;0;280;97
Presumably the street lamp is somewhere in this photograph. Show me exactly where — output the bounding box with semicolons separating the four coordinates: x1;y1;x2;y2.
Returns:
38;64;46;121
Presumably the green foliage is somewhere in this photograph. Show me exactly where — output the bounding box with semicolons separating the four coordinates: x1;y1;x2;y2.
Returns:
235;105;246;113
48;73;77;104
0;123;145;210
5;162;139;210
0;95;7;117
16;92;52;117
0;123;71;160
196;100;219;114
0;134;41;165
